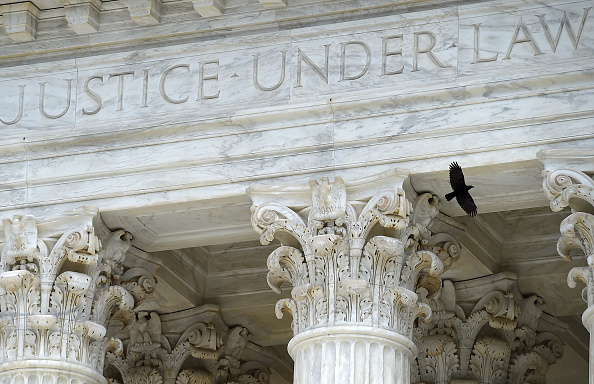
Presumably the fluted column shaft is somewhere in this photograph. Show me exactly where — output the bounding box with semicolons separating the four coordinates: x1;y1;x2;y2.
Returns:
0;360;107;384
289;326;415;384
584;307;594;384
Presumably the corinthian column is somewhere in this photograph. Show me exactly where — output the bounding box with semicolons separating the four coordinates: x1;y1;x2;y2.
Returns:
248;170;462;384
539;149;594;383
0;207;136;384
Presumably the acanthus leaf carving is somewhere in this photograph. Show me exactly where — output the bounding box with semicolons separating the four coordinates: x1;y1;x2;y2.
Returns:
250;172;462;342
557;212;594;261
0;210;154;381
104;308;272;384
412;275;566;384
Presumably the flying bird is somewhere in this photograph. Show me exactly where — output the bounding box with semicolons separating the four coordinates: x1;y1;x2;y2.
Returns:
445;162;477;217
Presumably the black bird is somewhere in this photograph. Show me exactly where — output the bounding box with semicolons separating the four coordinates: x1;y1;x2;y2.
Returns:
445;162;477;217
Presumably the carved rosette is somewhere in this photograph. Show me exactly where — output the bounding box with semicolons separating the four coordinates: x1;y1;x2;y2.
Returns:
411;279;565;384
104;307;272;384
250;174;459;338
0;208;144;384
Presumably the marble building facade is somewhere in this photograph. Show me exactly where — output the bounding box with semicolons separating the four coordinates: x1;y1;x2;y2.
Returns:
0;0;593;382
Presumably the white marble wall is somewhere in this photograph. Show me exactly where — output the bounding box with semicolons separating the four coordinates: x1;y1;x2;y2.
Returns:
0;0;592;226
0;0;592;136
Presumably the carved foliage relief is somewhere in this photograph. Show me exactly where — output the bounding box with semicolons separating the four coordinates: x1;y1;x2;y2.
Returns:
0;210;154;373
411;281;564;384
104;310;271;384
542;165;594;306
250;175;461;337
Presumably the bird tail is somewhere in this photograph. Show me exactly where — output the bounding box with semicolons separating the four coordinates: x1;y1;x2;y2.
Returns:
445;191;456;201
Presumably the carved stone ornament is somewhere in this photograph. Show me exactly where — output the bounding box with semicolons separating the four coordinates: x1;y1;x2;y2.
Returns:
249;171;460;336
411;276;565;384
248;170;463;384
0;207;152;384
539;153;594;299
539;150;594;383
104;305;273;384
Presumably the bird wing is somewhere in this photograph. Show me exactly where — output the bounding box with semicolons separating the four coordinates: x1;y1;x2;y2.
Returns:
449;162;467;189
456;191;477;217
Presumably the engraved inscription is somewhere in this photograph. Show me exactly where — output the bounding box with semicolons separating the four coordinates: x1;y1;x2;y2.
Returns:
296;45;331;88
537;8;591;52
472;24;498;63
412;32;449;72
0;85;25;125
39;80;72;119
339;41;371;81
503;17;544;60
160;64;190;104
381;35;404;76
83;76;103;115
108;71;135;111
253;51;287;91
197;60;220;100
0;4;591;126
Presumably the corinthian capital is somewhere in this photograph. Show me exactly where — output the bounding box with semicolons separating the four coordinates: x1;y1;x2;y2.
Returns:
538;150;594;306
248;170;462;338
0;207;143;383
412;274;565;384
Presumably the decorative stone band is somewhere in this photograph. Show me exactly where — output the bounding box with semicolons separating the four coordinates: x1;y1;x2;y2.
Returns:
0;359;108;384
288;325;416;384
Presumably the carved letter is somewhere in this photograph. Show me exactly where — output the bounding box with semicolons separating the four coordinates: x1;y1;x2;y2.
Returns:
160;64;190;104
39;79;72;119
503;16;544;59
198;60;220;100
339;41;371;81
83;76;103;115
412;32;449;72
295;45;330;88
537;8;591;53
253;51;286;91
381;35;404;76
0;85;25;125
108;71;135;111
472;23;499;63
141;69;150;108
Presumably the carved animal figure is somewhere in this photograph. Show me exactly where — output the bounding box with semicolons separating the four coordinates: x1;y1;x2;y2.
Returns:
129;311;161;347
445;162;477;217
310;176;346;221
2;215;38;259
